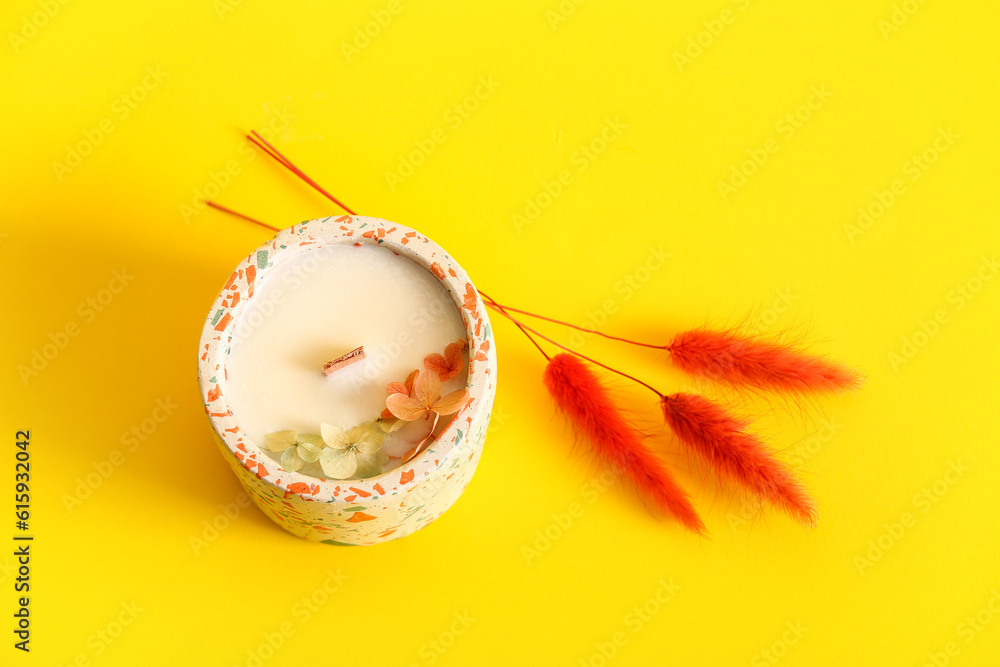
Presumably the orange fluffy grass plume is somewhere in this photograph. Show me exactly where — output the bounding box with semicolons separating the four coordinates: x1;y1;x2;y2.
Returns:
668;328;863;393
660;393;817;527
544;353;705;534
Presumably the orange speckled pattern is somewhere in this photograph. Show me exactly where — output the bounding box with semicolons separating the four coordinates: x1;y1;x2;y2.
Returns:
198;216;497;546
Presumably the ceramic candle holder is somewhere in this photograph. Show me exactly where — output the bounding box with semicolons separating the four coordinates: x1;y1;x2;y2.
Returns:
198;216;497;545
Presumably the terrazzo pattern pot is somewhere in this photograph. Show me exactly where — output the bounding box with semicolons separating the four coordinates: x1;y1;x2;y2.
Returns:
198;216;497;545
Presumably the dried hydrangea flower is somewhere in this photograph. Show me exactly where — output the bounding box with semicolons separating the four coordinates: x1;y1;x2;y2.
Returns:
385;370;468;422
376;417;407;434
424;339;466;381
382;369;419;420
386;370;470;462
263;431;324;473
319;422;387;479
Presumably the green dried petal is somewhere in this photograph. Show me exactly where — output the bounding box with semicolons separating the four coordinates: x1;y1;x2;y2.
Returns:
320;423;350;450
280;447;305;472
346;422;375;443
264;430;297;452
297;441;323;463
353;451;383;478
320;447;358;479
298;434;325;447
364;423;386;446
377;418;407;433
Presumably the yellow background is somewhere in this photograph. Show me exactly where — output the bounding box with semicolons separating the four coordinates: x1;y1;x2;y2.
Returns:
2;0;998;664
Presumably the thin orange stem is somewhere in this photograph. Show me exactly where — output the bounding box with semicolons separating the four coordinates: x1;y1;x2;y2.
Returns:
483;301;663;398
477;289;550;361
405;411;441;463
482;301;666;350
204;200;280;233
247;130;357;215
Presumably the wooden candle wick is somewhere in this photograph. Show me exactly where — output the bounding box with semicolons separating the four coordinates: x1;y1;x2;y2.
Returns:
323;346;366;375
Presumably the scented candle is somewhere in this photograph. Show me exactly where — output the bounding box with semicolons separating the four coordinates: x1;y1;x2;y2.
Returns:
199;216;496;545
226;242;469;476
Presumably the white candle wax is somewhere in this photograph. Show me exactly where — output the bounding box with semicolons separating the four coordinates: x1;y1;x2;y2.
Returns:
225;243;468;477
